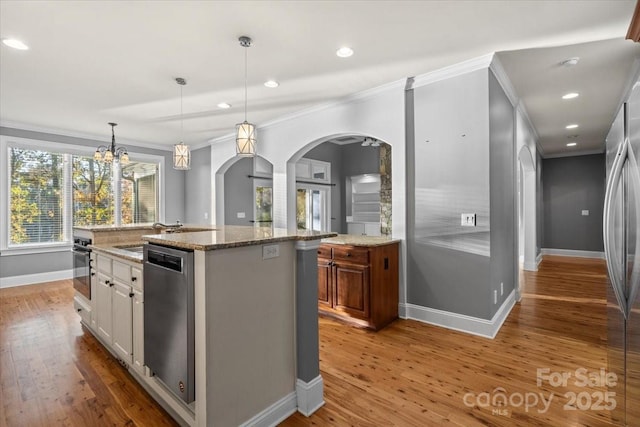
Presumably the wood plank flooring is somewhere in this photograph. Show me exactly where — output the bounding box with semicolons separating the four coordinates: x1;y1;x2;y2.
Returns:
1;256;612;426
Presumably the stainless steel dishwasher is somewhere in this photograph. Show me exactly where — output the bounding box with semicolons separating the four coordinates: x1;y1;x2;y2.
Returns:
143;243;195;404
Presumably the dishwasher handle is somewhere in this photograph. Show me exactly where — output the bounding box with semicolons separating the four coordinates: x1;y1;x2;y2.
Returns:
147;249;183;273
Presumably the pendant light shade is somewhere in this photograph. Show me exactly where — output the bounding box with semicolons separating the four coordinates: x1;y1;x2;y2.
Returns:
236;36;257;157
236;121;256;156
173;77;191;170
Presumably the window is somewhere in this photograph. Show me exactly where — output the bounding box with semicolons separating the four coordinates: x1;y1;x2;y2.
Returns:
9;148;65;245
2;136;164;251
254;182;273;227
296;186;330;232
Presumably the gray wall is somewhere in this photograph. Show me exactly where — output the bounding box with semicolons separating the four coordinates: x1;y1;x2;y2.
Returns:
408;69;493;319
185;146;211;224
488;71;516;316
223;157;254;226
542;154;605;251
0;126;185;279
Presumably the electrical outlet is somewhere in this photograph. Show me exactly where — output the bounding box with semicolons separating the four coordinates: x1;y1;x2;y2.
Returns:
501;282;504;296
461;213;477;227
581;210;589;216
237;212;245;219
263;244;279;260
494;290;497;304
204;212;208;220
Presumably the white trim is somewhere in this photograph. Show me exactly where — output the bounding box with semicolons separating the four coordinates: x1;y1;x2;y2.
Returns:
489;56;518;107
411;53;494;89
0;120;173;152
208;79;407;144
542;149;605;159
0;269;73;288
523;260;538;271
541;248;605;259
296;376;325;417
238;391;298;427
1;243;72;256
399;290;516;339
536;252;543;267
516;102;542;156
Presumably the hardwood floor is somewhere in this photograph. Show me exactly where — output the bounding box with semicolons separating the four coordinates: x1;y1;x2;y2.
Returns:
0;280;177;427
283;256;612;427
1;256;612;426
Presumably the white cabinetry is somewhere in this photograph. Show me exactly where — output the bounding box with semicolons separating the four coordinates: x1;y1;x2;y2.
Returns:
93;253;144;372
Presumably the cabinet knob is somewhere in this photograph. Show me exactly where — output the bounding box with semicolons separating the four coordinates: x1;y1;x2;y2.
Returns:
105;280;110;285
109;282;114;287
131;277;137;282
129;292;134;298
346;252;352;257
91;272;95;276
77;308;82;313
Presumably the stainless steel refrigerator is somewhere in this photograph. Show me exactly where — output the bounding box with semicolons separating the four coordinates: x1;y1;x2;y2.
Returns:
604;79;640;426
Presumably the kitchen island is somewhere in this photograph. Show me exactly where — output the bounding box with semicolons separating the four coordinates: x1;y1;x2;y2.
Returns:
74;224;335;427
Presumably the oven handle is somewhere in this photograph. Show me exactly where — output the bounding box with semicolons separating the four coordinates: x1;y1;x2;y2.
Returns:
72;248;91;255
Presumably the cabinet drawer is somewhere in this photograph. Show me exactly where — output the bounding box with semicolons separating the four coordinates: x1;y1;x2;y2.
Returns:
96;254;112;274
317;245;332;259
113;261;131;285
73;295;91;325
332;246;368;264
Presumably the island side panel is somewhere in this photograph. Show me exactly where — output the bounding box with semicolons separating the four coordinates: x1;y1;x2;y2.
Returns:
203;242;296;426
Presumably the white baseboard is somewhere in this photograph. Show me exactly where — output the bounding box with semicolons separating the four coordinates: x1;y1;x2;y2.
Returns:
0;269;73;289
536;252;543;267
523;260;538;271
239;391;298;427
296;376;325;417
400;290;516;339
541;248;604;259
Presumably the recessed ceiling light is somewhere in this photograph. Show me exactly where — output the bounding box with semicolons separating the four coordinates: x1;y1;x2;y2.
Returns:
264;80;279;88
336;46;354;58
217;102;231;109
567;142;577;147
560;57;579;67
562;92;579;100
2;38;29;50
566;124;579;129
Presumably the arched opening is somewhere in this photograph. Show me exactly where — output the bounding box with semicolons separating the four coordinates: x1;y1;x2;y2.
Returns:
518;145;537;299
214;155;273;226
287;134;392;236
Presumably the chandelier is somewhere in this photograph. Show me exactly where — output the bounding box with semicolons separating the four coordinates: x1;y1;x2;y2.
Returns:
173;77;191;170
94;123;129;163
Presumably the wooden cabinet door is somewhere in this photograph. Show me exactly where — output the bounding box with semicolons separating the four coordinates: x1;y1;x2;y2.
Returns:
112;281;133;364
333;262;370;320
96;272;113;343
317;258;333;308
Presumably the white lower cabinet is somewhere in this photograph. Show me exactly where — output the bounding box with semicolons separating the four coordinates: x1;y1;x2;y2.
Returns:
93;253;144;372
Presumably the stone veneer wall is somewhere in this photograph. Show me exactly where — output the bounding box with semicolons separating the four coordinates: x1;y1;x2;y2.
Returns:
380;143;392;236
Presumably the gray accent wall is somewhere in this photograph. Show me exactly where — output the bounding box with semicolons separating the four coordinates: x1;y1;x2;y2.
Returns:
223;157;254;226
185;145;211;224
488;71;516;316
542;154;605;251
0;126;185;279
407;68;516;320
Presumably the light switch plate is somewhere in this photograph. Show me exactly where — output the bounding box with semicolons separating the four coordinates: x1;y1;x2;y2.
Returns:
581;210;589;216
237;212;245;219
263;244;279;260
461;213;477;227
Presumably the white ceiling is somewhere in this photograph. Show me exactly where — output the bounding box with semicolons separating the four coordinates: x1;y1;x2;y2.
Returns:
0;1;638;156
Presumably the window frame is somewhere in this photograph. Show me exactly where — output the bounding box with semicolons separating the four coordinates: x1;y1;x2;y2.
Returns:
0;135;165;255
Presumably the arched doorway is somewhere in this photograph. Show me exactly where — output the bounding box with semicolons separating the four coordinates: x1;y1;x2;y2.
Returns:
518;145;537;299
287;134;392;236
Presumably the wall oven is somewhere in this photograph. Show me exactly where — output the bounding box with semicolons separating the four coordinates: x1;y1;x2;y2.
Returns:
72;237;92;300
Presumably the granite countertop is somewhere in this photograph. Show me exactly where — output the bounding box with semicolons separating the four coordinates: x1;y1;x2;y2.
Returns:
90;242;144;263
142;225;337;251
74;223;216;232
321;234;400;247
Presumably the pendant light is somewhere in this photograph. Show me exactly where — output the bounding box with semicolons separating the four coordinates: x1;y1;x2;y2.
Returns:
236;36;257;156
173;77;191;170
94;123;129;164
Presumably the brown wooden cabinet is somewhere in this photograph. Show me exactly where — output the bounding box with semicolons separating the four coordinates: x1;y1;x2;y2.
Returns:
317;241;398;330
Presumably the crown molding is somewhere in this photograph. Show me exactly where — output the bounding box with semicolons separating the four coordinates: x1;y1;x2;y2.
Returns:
410;53;495;89
489;55;518;107
0;120;173;152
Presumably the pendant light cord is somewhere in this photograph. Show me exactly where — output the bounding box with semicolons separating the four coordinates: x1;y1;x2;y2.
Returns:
180;83;184;142
244;45;248;122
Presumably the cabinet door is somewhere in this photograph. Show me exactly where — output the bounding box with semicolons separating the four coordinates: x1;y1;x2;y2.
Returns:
317;258;333;308
96;272;113;343
333;263;370;320
112;281;133;364
347;222;365;235
364;223;382;237
132;289;145;375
